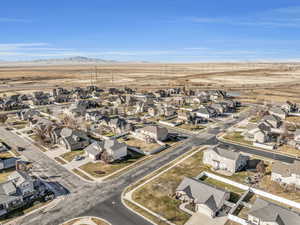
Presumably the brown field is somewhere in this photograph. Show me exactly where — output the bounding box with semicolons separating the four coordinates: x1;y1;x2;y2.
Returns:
1;62;300;103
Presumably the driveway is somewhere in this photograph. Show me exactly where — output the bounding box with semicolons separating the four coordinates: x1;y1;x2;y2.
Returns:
185;213;227;225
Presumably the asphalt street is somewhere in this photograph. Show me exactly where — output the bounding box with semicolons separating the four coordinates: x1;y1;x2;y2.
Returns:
1;104;296;225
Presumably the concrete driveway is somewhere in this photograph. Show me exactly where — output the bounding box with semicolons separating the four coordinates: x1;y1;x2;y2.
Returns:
185;213;227;225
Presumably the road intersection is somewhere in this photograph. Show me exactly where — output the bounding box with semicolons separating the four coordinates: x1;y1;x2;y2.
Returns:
1;104;298;225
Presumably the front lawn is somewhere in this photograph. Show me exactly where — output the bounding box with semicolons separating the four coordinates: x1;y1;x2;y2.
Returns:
79;151;144;178
132;150;207;225
0;167;15;183
119;136;161;153
0;151;14;159
199;176;245;199
177;123;205;131
223;132;252;145
286;116;300;124
278;145;300;157
61;150;84;162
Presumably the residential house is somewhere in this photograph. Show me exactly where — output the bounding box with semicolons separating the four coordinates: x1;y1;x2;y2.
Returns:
178;110;192;122
85;111;103;122
134;126;168;142
294;129;300;144
248;198;300;225
210;103;226;115
0;171;47;217
0;143;7;152
53;95;72;103
30;116;54;131
269;106;287;120
261;114;282;129
0;158;17;171
64;104;86;118
221;99;239;111
0;99;28;111
195;106;218;119
17;109;40;121
148;106;159;117
281;101;298;114
271;161;300;187
191;96;208;105
108;117;134;134
203;146;249;173
85;139;127;162
59;128;90;151
49;125;63;145
159;106;177;117
175;177;230;218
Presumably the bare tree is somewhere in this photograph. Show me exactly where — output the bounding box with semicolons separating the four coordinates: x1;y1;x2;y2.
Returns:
0;114;8;124
256;161;266;176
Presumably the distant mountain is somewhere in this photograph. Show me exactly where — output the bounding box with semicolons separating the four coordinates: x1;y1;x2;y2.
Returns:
31;56;118;64
0;56;119;66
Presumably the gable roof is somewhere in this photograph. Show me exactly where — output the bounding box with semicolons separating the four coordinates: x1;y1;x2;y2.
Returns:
85;142;103;156
176;177;228;212
140;126;168;135
207;146;241;161
272;161;300;177
269;106;287;116
249;198;300;224
262;114;281;123
102;139;127;151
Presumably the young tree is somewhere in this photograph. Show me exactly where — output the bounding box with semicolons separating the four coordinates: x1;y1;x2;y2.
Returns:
256;161;266;176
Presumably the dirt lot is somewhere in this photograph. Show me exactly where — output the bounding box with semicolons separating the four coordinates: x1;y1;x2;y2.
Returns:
1;62;300;98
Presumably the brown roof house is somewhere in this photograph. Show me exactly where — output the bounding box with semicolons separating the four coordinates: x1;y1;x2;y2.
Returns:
203;146;249;174
271;161;300;188
175;177;230;218
59;128;90;151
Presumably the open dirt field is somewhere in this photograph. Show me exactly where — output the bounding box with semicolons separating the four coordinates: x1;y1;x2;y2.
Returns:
1;62;300;103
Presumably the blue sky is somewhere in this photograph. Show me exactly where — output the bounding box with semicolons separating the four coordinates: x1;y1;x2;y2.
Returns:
1;0;300;62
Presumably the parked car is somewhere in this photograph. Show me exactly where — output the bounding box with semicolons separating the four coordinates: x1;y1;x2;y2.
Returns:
17;147;25;152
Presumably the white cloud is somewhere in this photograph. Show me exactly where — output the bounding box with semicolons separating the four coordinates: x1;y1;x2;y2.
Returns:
187;6;300;28
0;43;49;51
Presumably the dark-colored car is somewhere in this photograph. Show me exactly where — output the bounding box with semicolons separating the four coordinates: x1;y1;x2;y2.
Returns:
17;147;25;152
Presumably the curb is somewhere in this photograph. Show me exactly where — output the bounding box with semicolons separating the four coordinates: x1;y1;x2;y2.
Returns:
121;146;207;225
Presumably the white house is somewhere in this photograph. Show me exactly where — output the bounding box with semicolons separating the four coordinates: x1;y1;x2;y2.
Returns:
134;126;168;142
203;146;249;174
271;161;300;188
85;139;127;162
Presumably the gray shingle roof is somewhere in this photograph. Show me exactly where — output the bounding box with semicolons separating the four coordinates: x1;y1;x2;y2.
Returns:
272;161;300;177
85;142;102;156
209;146;241;161
249;198;300;224
176;177;228;212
